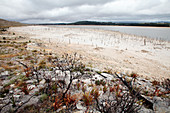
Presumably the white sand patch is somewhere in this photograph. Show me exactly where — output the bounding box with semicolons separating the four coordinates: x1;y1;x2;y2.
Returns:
9;26;170;79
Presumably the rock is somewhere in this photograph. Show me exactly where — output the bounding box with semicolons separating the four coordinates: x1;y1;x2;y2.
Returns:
29;88;39;95
139;106;154;113
76;102;86;111
20;95;39;108
153;96;170;113
74;111;84;113
14;89;22;95
9;90;14;94
101;73;114;80
26;80;36;84
91;68;100;72
55;70;62;74
52;78;57;81
1;71;9;76
82;78;91;85
0;86;3;92
40;79;46;85
10;84;15;88
13;95;21;100
37;84;44;89
27;85;36;89
93;74;104;80
56;106;66;112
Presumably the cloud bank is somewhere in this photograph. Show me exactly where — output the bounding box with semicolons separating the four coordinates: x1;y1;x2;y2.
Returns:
0;0;170;23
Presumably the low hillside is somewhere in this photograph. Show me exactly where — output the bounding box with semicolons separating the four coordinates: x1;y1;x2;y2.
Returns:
0;18;26;28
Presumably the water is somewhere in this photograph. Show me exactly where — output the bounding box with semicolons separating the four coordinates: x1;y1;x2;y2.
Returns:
55;25;170;41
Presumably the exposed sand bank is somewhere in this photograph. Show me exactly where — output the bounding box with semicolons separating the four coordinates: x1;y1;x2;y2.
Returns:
9;26;170;79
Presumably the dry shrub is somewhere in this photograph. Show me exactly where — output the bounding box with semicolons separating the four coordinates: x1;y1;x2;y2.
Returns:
1;64;20;71
53;92;78;111
83;92;94;107
96;91;142;113
0;53;19;59
161;78;170;91
152;80;160;86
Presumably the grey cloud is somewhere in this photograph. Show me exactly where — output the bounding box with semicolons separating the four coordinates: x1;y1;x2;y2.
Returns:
0;0;170;23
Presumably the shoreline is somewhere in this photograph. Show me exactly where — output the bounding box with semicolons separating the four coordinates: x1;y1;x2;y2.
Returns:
41;24;170;29
9;25;170;79
19;25;170;42
49;25;170;42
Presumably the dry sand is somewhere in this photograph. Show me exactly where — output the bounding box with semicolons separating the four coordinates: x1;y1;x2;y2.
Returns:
9;26;170;79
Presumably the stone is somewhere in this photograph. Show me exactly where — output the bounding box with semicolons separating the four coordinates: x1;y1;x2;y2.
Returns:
91;68;100;72
0;86;3;92
29;88;39;95
9;90;14;94
40;79;46;85
27;85;36;89
13;95;21;100
93;74;104;80
101;73;114;80
10;84;15;88
139;106;154;113
37;84;44;89
55;70;62;74
26;80;36;84
52;77;59;81
14;89;22;95
153;96;170;113
1;71;9;76
76;102;86;111
56;106;66;112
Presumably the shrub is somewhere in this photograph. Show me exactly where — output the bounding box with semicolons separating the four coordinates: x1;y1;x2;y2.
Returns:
161;78;170;91
103;85;107;93
83;92;93;107
40;94;48;102
32;50;37;53
152;80;160;86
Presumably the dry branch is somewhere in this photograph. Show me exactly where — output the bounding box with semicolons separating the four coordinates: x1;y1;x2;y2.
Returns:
115;72;153;110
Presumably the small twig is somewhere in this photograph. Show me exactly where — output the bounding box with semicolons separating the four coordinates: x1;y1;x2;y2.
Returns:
96;72;107;78
14;95;34;112
16;60;28;68
0;101;10;112
114;72;153;110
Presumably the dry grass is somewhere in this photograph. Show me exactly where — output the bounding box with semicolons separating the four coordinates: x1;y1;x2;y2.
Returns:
0;53;19;59
0;64;20;70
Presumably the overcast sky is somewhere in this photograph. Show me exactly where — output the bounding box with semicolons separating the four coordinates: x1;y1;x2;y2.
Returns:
0;0;170;23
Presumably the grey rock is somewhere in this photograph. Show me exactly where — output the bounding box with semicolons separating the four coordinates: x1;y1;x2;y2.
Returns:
139;106;154;113
91;68;100;72
1;71;9;76
19;95;39;109
153;96;170;113
76;102;86;111
29;88;39;95
56;106;66;112
13;95;21;100
26;79;36;84
0;86;3;92
40;79;46;85
101;73;114;80
27;85;36;90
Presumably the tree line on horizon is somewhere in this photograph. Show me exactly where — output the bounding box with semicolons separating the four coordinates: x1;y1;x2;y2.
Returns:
38;21;170;27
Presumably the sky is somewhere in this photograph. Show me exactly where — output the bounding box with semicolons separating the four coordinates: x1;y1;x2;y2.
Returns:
0;0;170;23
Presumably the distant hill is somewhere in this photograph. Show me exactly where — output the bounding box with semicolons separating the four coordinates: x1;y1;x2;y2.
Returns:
0;18;26;28
39;21;170;27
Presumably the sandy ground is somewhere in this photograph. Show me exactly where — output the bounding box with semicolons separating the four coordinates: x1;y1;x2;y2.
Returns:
9;26;170;79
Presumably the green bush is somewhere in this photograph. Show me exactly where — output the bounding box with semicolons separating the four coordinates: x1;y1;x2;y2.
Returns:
40;94;48;102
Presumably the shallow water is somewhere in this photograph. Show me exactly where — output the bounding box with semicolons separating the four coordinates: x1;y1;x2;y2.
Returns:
55;25;170;41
